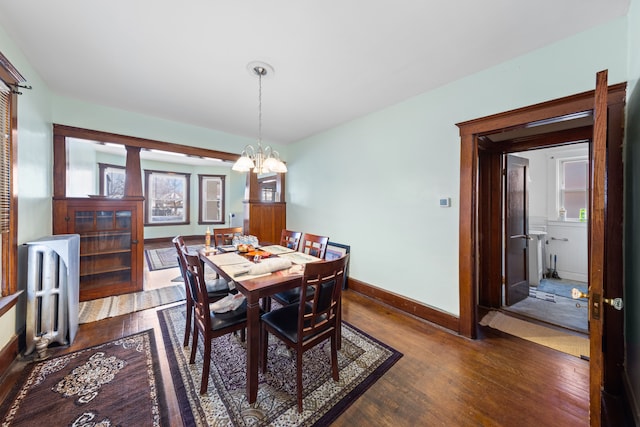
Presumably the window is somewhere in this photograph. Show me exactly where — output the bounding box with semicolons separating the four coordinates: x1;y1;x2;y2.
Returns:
198;174;225;224
560;158;588;220
548;144;589;222
98;163;125;197
144;170;190;225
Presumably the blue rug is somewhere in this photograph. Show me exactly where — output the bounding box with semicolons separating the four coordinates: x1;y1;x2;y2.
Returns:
537;278;587;300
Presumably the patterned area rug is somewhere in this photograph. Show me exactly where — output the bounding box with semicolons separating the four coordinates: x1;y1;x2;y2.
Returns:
78;285;186;324
158;304;402;426
145;245;204;271
0;330;167;426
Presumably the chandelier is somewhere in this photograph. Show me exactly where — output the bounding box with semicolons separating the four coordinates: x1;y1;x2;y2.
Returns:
232;62;287;174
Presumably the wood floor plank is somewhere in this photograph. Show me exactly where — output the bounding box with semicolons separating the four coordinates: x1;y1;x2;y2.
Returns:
0;290;588;426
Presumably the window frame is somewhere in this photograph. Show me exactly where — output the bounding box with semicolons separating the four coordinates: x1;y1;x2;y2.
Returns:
558;157;589;220
198;174;225;225
0;51;23;299
144;169;190;226
546;145;589;222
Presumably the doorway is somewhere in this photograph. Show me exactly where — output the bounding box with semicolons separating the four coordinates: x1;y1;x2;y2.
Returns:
502;144;590;334
456;83;627;424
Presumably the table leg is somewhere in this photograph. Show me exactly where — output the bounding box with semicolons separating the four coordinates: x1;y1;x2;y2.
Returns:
245;297;261;404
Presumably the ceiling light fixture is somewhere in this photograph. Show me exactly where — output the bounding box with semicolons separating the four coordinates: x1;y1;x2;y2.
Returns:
232;62;287;174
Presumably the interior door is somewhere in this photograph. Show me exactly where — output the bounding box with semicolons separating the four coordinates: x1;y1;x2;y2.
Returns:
588;70;607;426
505;154;529;306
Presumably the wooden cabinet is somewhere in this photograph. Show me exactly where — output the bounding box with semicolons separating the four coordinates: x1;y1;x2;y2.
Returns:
244;202;286;244
53;197;144;301
243;172;286;244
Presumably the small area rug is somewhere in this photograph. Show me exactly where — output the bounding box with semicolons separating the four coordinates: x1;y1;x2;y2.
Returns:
145;245;204;271
480;310;589;359
537;278;588;300
79;285;185;324
0;330;168;426
158;304;402;426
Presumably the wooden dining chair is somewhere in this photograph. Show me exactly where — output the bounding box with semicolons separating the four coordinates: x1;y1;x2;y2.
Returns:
271;233;330;307
212;226;243;247
297;233;329;258
172;236;229;347
183;251;249;394
279;229;302;250
261;254;349;412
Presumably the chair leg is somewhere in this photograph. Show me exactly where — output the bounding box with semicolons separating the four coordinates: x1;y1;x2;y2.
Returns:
200;337;211;394
330;334;339;381
296;349;303;413
189;328;199;364
183;299;192;347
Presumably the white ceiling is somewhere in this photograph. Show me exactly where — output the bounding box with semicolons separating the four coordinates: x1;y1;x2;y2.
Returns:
0;0;630;145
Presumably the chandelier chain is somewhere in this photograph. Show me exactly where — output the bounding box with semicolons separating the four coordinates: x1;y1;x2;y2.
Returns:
258;67;263;147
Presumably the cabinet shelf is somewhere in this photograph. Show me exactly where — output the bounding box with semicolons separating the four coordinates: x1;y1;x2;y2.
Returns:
79;231;131;238
81;248;131;257
80;265;132;277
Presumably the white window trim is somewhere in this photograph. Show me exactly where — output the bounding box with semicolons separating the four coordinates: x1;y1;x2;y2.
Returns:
546;146;589;223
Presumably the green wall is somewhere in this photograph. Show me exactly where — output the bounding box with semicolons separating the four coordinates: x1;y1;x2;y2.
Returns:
287;17;628;315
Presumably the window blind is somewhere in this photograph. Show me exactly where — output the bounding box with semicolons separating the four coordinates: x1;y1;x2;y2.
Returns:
0;81;10;233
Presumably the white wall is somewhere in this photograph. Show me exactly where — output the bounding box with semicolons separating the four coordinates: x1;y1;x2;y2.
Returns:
287;17;628;316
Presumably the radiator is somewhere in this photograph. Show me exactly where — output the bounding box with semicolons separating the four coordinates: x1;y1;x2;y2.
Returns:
24;234;80;355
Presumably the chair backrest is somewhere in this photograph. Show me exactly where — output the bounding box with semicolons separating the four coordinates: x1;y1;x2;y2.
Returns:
213;227;243;247
172;235;189;282
280;229;302;250
298;255;349;341
298;233;329;259
183;251;210;326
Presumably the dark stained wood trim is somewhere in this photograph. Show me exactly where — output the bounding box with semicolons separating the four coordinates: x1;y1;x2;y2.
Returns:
485;125;593;153
348;278;460;333
458;133;477;338
478;152;503;309
53;124;240;163
457;83;626;135
0;333;18;380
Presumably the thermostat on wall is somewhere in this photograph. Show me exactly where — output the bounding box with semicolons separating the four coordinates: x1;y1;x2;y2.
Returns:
439;197;451;207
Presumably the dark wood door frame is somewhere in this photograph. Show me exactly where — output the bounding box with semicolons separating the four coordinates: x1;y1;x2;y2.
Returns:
456;84;626;398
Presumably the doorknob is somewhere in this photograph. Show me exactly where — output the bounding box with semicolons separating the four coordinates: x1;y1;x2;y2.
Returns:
572;288;623;311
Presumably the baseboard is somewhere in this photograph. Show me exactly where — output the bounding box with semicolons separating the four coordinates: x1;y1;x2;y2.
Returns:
144;235;202;245
0;334;19;379
347;278;460;333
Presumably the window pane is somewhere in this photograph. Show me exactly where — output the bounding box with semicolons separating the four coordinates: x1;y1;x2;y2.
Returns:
563;160;588;190
563;191;588;219
199;175;224;224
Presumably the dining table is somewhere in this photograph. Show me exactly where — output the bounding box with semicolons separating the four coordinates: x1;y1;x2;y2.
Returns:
199;247;307;404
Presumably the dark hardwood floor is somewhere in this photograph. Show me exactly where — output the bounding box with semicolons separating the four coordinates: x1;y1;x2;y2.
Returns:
0;287;589;426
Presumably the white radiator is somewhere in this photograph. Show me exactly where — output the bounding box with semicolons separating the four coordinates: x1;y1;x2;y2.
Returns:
24;234;80;355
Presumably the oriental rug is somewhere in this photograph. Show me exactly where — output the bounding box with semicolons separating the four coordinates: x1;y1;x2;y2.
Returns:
145;245;204;271
158;304;402;426
0;330;168;426
78;285;185;324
